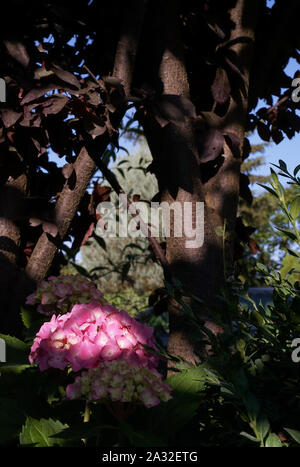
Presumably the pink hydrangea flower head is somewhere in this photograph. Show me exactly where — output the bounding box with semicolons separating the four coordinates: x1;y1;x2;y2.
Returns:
29;302;160;372
25;274;104;316
65;360;172;409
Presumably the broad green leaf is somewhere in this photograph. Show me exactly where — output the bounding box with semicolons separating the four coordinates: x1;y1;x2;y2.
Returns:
290;196;300;219
265;433;282;447
0;334;30;364
284;427;300;445
256;414;270;442
19;417;69;447
146;367;206;439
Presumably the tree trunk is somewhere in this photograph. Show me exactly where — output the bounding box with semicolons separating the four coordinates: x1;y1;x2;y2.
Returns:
142;0;259;365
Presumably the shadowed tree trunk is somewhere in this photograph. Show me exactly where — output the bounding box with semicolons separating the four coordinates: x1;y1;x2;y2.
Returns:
141;0;259;365
0;160;33;334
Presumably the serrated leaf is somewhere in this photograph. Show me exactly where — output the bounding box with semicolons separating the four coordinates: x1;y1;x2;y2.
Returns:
19;417;69;447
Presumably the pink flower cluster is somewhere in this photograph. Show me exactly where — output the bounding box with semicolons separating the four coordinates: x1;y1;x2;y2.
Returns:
66;360;172;408
26;274;104;316
29;302;159;372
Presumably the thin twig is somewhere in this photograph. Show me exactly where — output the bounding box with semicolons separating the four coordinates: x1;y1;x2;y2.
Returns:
267;95;289;114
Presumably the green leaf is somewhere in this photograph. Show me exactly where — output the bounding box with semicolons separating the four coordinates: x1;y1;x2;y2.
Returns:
265;433;282;447
256;414;270;442
278;160;288;173
258;184;278;198
70;262;91;278
19;417;69;447
294;164;300;177
256;262;268;274
276;228;298;241
286;248;300;258
20;307;35;329
284;427;300;445
146;367;206;439
236;339;246;359
94;234;107;251
240;431;260;443
0;334;30;364
290;196;300;219
244;393;260;422
270;168;279;186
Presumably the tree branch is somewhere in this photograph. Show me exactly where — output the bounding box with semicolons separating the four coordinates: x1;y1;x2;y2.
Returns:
26;0;147;283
